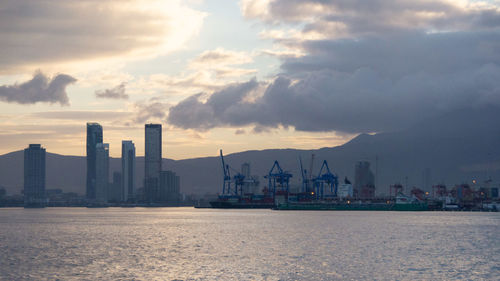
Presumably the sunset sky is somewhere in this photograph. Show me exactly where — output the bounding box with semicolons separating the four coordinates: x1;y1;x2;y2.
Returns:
1;0;499;159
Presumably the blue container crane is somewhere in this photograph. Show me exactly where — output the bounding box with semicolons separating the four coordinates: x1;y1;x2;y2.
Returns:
313;160;339;199
220;149;246;197
230;166;245;196
265;160;293;196
220;149;232;195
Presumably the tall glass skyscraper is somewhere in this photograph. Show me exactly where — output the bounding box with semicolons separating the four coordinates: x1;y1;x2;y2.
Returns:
122;140;136;202
145;124;162;202
86;122;103;200
95;143;109;203
24;144;46;208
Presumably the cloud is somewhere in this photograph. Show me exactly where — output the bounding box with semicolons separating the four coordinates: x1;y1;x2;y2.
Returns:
282;31;500;79
127;48;258;103
190;48;253;67
189;48;256;79
95;83;129;100
0;71;76;105
166;1;500;134
167;79;260;130
0;0;205;74
234;129;246;135
166;30;500;133
133;101;169;123
241;0;500;37
31;110;130;120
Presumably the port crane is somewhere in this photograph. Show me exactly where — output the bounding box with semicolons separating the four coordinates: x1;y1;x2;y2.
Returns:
220;149;232;195
298;156;309;193
265;161;293;196
220;149;247;196
299;154;316;193
229;166;245;196
312;160;338;199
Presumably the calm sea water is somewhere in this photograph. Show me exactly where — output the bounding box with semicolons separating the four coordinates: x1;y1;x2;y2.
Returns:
0;208;498;280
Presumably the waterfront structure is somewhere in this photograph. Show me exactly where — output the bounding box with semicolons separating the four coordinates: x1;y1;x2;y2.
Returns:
145;124;162;202
24;144;46;207
86;123;103;200
241;163;259;194
159;170;180;203
354;161;375;198
338;183;354;198
122;140;136;201
95;143;109;203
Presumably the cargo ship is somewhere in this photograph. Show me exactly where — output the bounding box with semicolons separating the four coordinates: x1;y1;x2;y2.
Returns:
274;193;429;211
209;194;275;209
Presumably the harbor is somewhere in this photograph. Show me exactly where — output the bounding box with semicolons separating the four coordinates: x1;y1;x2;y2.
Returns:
207;150;500;212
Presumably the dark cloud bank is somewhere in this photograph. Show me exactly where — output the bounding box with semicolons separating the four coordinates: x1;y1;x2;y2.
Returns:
168;31;500;133
0;72;76;105
167;0;500;133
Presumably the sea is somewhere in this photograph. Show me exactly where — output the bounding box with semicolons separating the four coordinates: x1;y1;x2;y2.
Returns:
0;208;498;280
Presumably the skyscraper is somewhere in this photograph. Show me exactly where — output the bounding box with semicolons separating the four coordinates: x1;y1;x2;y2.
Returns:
354;161;375;198
108;172;122;202
24;144;46;207
122;140;136;202
86;122;103;200
160;170;180;204
95;143;109;203
145;124;162;202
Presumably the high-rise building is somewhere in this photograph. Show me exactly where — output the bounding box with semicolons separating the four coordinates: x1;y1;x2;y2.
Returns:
108;172;122;203
354;161;375;198
86;123;103;200
241;163;252;194
145;124;162;202
122;140;136;202
160;170;180;204
95;143;109;203
24;144;46;207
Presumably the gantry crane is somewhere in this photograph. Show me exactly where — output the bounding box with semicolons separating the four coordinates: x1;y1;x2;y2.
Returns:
312;160;338;199
220;149;247;196
220;149;232;195
265;160;293;196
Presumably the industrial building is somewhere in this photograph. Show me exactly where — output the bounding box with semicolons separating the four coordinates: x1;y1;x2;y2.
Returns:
354;161;375;199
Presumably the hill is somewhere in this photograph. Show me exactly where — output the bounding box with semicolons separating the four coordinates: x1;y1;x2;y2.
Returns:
1;109;499;196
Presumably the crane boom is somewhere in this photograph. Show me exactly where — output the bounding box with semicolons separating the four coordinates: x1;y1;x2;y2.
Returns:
220;149;232;194
220;149;227;177
309;154;315;181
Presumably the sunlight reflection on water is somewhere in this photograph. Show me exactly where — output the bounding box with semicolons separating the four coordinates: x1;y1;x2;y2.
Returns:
0;208;499;280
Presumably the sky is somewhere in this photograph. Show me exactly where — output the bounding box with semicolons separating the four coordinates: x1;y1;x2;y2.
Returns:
1;0;500;159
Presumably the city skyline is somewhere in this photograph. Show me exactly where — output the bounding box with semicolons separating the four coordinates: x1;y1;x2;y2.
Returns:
1;2;499;279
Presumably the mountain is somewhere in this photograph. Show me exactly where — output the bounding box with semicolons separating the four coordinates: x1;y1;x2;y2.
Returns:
1;109;499;196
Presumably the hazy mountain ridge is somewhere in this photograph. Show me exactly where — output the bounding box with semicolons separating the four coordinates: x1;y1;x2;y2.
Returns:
1;110;499;196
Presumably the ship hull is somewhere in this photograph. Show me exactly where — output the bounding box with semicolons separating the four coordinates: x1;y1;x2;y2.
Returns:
209;200;274;209
275;202;428;211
